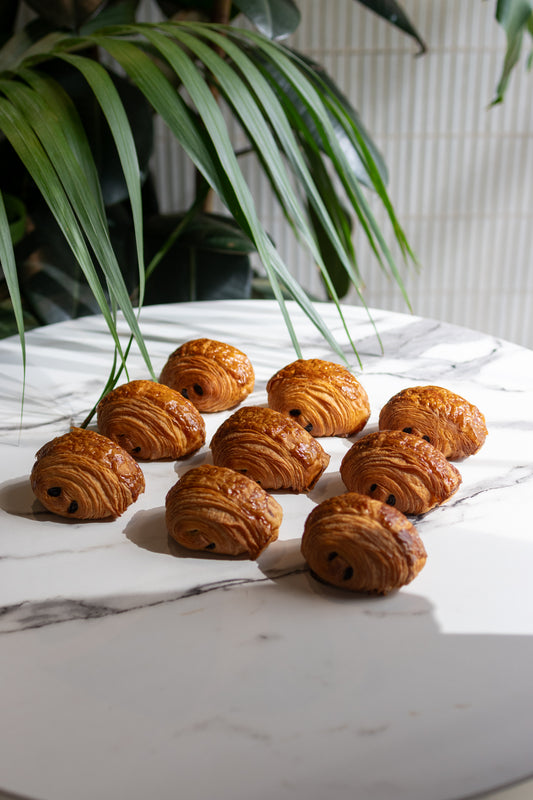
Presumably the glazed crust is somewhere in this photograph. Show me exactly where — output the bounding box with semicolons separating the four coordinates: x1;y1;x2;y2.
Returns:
210;405;330;492
340;430;462;515
378;385;487;460
266;358;370;437
30;427;145;519
165;464;282;559
301;492;427;594
97;379;205;460
159;338;255;412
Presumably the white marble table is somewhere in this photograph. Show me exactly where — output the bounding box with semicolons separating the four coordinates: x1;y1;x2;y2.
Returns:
1;300;533;800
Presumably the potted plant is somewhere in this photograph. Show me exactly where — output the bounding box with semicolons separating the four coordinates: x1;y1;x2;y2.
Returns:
0;0;529;384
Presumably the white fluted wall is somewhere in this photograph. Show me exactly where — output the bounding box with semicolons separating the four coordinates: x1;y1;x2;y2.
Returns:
148;1;533;348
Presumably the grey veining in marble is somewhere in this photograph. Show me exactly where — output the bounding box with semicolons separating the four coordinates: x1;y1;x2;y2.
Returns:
1;300;533;800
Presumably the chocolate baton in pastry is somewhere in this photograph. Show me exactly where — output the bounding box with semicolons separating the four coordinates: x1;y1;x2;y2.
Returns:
266;358;370;437
210;405;330;492
166;464;282;559
159;338;255;412
378;385;488;460
97;379;205;460
30;427;145;519
340;430;462;515
301;492;427;594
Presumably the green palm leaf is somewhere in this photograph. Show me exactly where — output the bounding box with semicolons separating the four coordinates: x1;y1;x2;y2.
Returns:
0;78;152;374
232;28;414;308
93;29;345;358
144;24;363;356
56;53;146;305
159;23;363;350
493;0;533;104
1;17;416;377
0;189;26;369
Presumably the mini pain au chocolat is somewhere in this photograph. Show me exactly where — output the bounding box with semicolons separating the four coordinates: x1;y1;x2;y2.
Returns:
159;338;255;412
210;405;330;492
340;430;462;515
30;427;145;520
301;492;427;594
97;379;205;461
378;385;487;460
266;358;370;437
165;464;282;559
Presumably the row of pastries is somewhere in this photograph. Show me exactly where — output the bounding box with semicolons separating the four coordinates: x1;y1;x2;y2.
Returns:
30;337;488;595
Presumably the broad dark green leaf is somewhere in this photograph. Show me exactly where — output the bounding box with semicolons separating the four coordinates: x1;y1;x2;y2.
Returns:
144;213;253;305
493;0;533;103
22;257;103;325
151;212;257;253
232;0;301;39
80;0;139;33
0;0;19;48
24;0;106;30
302;143;356;299
355;0;426;54
251;48;388;188
154;0;214;19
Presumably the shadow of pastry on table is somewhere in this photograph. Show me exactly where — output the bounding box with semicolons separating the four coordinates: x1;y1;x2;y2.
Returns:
0;475;112;525
124;505;255;561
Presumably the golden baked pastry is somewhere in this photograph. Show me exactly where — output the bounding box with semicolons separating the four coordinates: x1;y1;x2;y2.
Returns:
301;492;427;594
340;430;462;515
266;358;370;437
30;427;145;519
210;405;330;491
97;379;205;460
165;464;282;559
159;338;255;412
378;384;488;460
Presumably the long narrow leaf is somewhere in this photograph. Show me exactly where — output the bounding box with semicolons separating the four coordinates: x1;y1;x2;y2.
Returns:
355;0;426;54
231;31;393;267
141;25;338;354
230;28;413;308
163;29;347;272
164;23;363;353
145;24;360;358
0;76;154;374
0;190;26;367
193;23;402;332
95;30;345;359
0;93;135;367
493;0;533;104
18;66;103;205
57;53;146;305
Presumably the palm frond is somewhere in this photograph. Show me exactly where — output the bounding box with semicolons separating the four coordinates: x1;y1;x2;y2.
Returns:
0;189;26;372
0;77;153;374
1;19;417;371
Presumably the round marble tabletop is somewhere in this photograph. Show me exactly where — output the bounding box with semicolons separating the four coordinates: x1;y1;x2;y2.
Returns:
1;300;533;800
